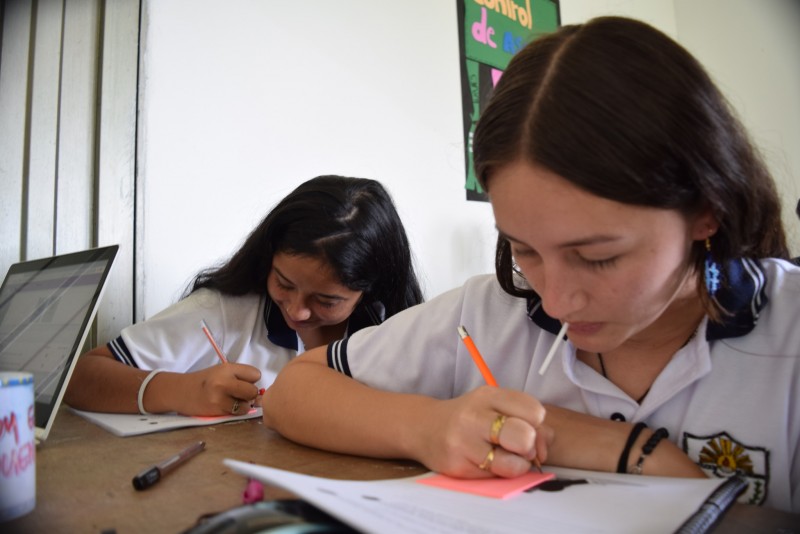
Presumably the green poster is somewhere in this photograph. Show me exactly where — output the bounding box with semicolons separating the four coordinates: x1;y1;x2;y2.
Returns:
458;0;560;200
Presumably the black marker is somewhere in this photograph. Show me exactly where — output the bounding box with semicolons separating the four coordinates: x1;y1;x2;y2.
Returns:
133;440;206;490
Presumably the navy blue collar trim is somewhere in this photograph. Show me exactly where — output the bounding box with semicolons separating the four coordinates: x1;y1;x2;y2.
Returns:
264;298;386;351
706;258;768;340
526;258;768;341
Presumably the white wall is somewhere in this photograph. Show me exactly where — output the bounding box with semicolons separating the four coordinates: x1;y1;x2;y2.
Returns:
139;0;496;317
139;0;799;318
560;0;676;34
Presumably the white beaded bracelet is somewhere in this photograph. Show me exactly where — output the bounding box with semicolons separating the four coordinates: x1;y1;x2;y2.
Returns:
137;369;165;415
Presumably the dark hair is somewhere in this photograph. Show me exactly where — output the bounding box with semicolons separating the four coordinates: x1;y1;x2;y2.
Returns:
188;175;423;318
473;16;789;315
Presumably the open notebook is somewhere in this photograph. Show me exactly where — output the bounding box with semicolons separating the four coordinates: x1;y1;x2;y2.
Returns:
224;461;747;534
0;245;118;443
71;407;263;437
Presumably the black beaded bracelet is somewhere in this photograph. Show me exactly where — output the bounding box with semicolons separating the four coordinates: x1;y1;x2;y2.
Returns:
617;422;647;474
628;427;669;475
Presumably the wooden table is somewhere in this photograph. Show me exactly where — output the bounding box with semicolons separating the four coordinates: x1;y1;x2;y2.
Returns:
5;408;799;533
7;408;425;533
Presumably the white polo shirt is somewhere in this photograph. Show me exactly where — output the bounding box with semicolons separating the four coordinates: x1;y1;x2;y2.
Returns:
328;258;800;513
109;290;291;389
109;288;385;390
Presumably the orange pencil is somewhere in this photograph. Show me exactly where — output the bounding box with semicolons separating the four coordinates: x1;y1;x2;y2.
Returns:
457;326;498;386
457;325;543;473
201;319;229;364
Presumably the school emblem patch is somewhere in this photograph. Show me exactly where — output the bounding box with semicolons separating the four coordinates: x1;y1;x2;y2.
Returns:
683;431;768;506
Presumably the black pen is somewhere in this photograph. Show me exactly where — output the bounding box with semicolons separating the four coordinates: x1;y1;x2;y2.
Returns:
132;440;206;490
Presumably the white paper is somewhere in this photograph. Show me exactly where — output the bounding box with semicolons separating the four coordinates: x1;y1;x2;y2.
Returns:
71;407;261;436
224;459;727;533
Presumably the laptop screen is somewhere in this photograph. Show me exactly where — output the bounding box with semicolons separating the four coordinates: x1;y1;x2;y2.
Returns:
0;245;118;441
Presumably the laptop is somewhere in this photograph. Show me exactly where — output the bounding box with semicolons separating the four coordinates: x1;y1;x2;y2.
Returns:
0;245;118;443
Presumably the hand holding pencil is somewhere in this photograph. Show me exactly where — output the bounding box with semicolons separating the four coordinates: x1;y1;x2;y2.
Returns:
458;325;550;476
162;319;263;416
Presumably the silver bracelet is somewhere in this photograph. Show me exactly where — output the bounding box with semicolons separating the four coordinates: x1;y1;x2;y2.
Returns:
137;369;165;415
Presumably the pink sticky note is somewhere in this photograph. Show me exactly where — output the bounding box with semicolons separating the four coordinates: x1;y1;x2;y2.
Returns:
416;470;555;499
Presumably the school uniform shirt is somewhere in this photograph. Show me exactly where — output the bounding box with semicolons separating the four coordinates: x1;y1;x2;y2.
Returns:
108;288;384;390
327;258;800;513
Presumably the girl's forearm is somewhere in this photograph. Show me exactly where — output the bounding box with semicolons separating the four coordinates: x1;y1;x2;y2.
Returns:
543;405;705;477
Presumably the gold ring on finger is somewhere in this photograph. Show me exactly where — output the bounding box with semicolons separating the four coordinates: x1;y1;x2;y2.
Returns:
231;399;240;414
478;446;496;471
490;414;507;445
